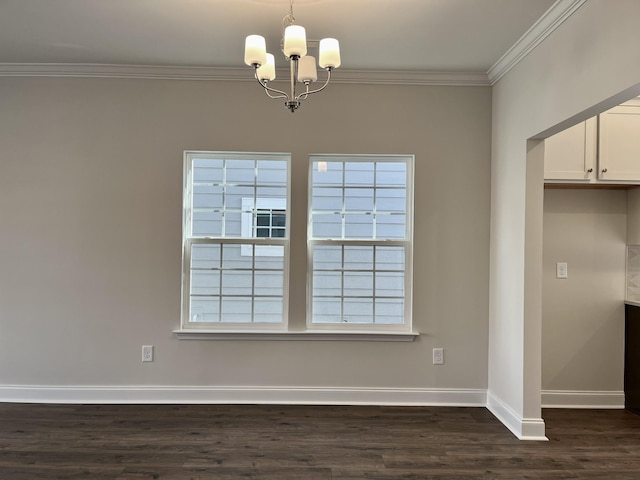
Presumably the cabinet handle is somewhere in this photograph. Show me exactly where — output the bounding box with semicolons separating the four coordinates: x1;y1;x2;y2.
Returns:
602;168;608;173
587;168;593;173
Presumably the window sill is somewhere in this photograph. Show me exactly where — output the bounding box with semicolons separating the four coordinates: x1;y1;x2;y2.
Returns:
173;329;419;342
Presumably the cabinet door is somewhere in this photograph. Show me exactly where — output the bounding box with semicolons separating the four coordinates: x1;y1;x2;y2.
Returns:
599;98;640;182
544;118;596;182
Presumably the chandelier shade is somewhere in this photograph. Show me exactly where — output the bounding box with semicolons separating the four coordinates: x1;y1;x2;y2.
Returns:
257;53;276;82
283;25;307;58
244;35;267;67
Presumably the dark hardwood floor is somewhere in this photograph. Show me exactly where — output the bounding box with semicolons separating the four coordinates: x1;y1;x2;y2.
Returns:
0;404;639;479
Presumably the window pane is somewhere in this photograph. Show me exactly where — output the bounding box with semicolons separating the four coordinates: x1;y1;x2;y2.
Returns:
313;187;343;211
343;298;373;323
344;214;373;238
225;186;254;211
345;162;374;186
254;246;284;267
221;270;253;295
191;270;220;296
192;211;222;237
192;159;223;182
344;272;373;297
312;297;342;323
312;212;342;238
376;246;405;270
313;271;342;297
313;162;343;186
313;246;342;270
192;185;223;209
221;297;252;322
254;271;283;296
226;160;255;184
191;244;220;269
376;162;406;186
190;297;220;322
222;244;253;269
375;271;404;297
375;298;404;324
253;298;283;323
257;160;287;186
376;188;406;213
256;186;287;201
344;246;373;270
376;214;406;239
345;188;373;212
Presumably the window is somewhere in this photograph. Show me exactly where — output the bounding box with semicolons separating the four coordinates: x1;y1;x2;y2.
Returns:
308;155;413;330
182;152;290;328
180;151;414;338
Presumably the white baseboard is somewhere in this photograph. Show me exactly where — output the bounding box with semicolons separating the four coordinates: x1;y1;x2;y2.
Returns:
0;385;486;407
487;391;548;441
541;390;624;409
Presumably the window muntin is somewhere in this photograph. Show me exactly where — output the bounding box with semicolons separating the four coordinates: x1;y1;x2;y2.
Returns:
308;155;413;329
183;152;289;328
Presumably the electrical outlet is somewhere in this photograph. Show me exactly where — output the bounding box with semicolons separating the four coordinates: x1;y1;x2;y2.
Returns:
142;345;154;362
433;348;444;365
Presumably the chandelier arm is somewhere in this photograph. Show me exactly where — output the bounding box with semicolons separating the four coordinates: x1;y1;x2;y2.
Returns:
296;68;332;101
264;88;289;100
253;69;290;100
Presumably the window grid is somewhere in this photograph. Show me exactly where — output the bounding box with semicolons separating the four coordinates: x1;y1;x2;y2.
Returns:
311;245;408;324
308;155;413;329
189;244;285;322
183;152;289;328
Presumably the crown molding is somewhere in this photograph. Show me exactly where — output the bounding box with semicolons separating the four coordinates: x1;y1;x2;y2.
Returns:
0;63;490;86
487;0;588;85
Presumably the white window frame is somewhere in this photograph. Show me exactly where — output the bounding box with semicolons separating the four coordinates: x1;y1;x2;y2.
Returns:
307;154;414;332
181;151;290;331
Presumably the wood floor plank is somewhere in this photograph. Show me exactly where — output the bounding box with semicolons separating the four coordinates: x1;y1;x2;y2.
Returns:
1;404;640;479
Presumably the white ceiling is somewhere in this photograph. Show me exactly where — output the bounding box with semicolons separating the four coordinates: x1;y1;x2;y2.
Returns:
0;0;557;73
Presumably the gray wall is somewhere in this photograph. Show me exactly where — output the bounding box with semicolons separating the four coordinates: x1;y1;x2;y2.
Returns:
0;77;491;394
542;189;626;394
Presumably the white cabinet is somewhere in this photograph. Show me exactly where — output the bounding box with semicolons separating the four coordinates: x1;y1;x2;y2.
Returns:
598;98;640;182
544;97;640;185
544;118;597;182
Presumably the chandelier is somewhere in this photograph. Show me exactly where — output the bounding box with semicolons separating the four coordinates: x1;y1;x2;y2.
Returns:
243;0;341;113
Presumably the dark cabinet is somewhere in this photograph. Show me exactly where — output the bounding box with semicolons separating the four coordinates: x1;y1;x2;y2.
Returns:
625;304;640;414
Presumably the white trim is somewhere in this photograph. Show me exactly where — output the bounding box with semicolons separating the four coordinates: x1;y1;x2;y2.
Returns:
173;329;419;341
0;63;490;86
487;391;548;441
541;390;625;409
0;385;484;406
487;0;588;85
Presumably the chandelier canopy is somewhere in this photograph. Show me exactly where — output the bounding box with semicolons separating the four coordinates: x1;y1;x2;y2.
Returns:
244;0;341;113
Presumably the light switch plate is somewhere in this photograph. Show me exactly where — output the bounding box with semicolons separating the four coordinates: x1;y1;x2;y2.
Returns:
556;262;568;279
433;348;444;365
